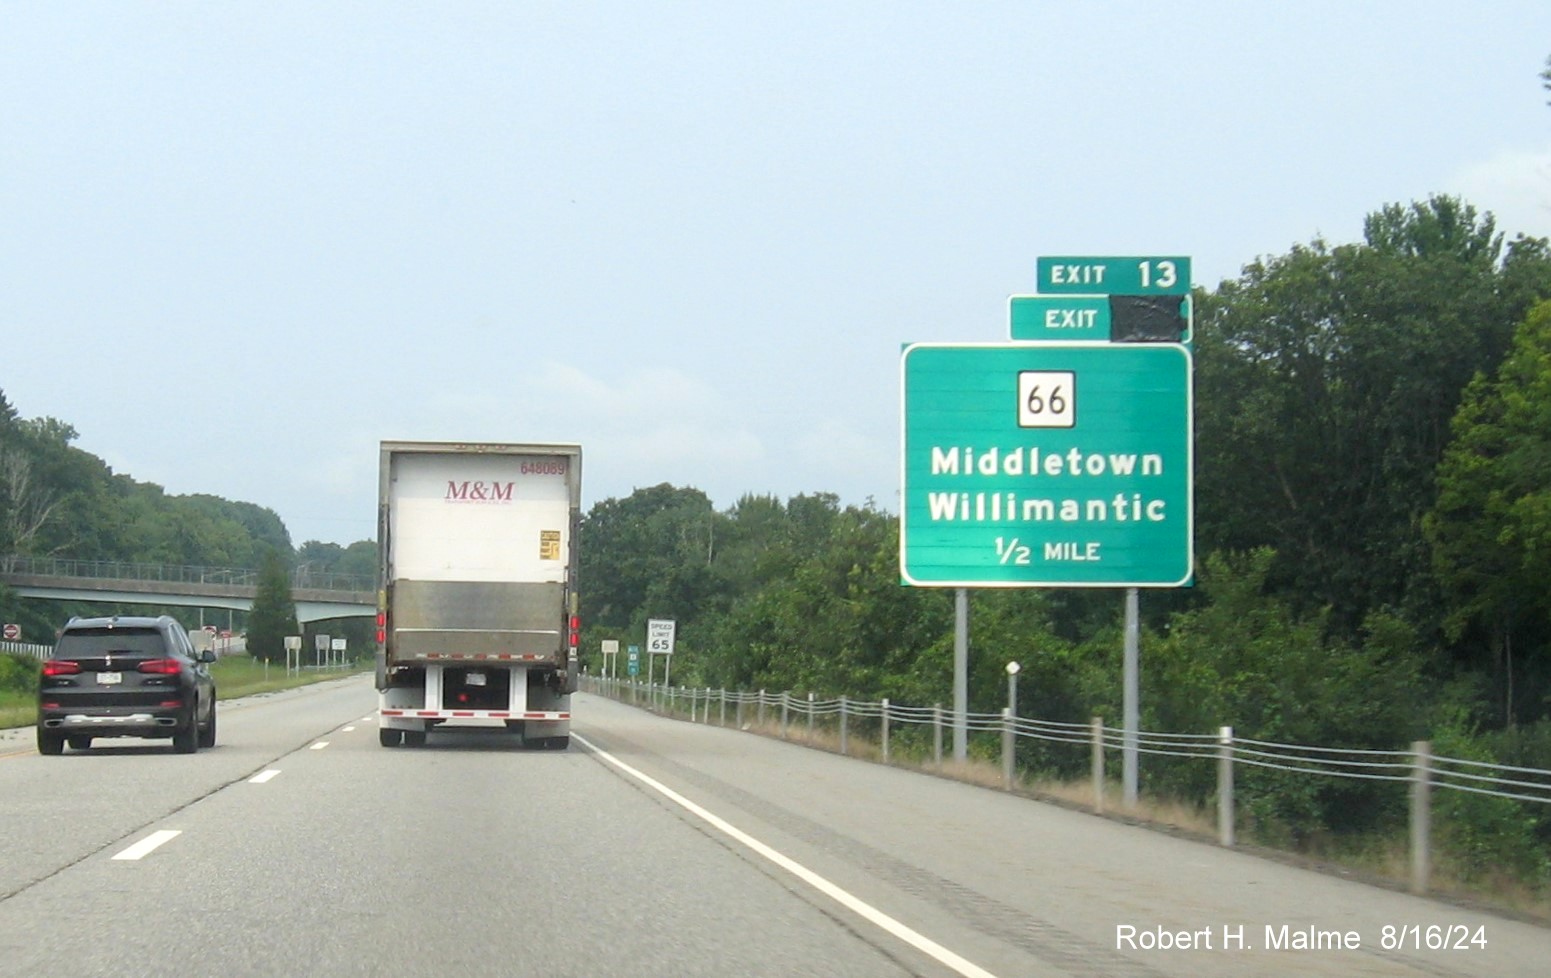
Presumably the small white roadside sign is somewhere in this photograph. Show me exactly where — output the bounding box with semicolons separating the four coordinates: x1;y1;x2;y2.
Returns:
647;619;676;655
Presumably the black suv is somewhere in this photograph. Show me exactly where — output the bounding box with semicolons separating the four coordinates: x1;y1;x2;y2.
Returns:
37;615;217;755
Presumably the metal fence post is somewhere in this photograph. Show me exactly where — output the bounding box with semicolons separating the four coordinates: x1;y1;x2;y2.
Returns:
781;692;789;739
736;692;744;729
933;703;943;768
720;688;726;727
1091;716;1104;814
1002;708;1014;789
758;690;765;727
881;698;890;765
840;695;849;755
1411;740;1432;894
1218;725;1235;847
807;692;815;741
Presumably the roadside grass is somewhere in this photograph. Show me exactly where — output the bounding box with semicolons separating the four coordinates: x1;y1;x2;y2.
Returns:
0;690;30;731
0;655;368;730
207;655;368;700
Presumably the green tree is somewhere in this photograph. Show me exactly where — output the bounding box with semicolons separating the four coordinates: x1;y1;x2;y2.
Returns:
246;549;300;663
1195;195;1551;634
1140;550;1428;842
579;484;718;630
1426;300;1551;724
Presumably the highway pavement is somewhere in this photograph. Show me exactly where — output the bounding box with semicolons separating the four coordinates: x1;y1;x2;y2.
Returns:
0;677;1544;977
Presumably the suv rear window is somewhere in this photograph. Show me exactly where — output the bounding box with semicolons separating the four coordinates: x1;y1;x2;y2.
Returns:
55;628;166;657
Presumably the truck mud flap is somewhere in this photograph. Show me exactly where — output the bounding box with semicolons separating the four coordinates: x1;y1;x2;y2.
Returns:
560;649;580;694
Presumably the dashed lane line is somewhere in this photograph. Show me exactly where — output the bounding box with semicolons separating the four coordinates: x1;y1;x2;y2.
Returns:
111;830;181;861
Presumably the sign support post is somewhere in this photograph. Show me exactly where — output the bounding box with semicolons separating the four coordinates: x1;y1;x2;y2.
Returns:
1123;587;1140;806
954;589;968;762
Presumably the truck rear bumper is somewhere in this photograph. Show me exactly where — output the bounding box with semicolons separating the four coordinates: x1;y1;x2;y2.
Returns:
379;708;570;731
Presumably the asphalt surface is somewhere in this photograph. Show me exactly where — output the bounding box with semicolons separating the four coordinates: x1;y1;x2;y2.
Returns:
0;678;1544;977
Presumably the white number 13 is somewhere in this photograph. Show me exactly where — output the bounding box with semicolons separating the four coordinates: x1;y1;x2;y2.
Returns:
1139;260;1177;289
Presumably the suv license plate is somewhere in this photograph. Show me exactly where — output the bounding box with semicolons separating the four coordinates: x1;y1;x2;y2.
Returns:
97;672;122;685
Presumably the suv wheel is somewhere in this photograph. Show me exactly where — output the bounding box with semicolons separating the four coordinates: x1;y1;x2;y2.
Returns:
37;728;64;756
198;705;217;748
173;715;199;754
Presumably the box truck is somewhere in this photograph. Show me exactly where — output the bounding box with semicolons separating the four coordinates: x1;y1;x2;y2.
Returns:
374;441;581;748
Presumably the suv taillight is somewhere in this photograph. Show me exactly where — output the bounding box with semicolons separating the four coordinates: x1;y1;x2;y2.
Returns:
42;660;81;677
137;659;182;675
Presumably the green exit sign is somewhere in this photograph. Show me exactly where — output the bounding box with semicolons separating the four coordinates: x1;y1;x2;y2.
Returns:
1037;256;1191;295
900;342;1193;587
1009;293;1193;343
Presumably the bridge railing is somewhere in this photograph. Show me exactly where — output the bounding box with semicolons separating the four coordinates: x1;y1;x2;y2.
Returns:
1;640;52;661
0;555;373;593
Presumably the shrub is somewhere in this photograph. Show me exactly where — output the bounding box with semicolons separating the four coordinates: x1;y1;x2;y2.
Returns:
0;652;39;695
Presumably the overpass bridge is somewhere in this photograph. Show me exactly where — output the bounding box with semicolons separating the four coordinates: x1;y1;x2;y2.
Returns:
0;556;375;624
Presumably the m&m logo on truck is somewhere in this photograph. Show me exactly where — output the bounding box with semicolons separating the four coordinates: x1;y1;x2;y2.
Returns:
444;480;516;503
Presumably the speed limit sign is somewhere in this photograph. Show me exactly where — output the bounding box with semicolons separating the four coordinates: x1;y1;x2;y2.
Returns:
2;623;20;640
646;619;676;655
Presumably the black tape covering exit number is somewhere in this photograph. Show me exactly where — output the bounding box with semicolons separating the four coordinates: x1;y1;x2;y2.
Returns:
1110;295;1187;342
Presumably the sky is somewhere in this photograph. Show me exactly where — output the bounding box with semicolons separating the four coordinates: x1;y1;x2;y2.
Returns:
4;2;1551;548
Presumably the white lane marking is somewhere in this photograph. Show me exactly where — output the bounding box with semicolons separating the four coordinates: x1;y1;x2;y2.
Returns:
249;769;281;784
342;726;357;732
574;734;1000;978
311;742;329;750
363;716;374;722
112;830;181;861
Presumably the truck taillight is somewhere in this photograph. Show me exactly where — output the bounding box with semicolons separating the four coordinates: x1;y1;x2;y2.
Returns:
376;611;386;645
569;615;580;648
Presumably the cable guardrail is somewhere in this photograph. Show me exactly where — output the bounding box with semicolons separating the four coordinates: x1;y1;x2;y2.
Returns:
586;675;1551;896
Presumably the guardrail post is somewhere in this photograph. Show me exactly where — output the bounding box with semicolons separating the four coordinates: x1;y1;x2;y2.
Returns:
1218;725;1235;847
736;692;744;729
758;690;766;727
933;703;943;768
1091;716;1104;813
720;688;726;727
881;698;891;764
781;693;789;738
1411;740;1431;894
807;692;815;741
689;686;697;723
840;695;849;755
1002;708;1014;789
